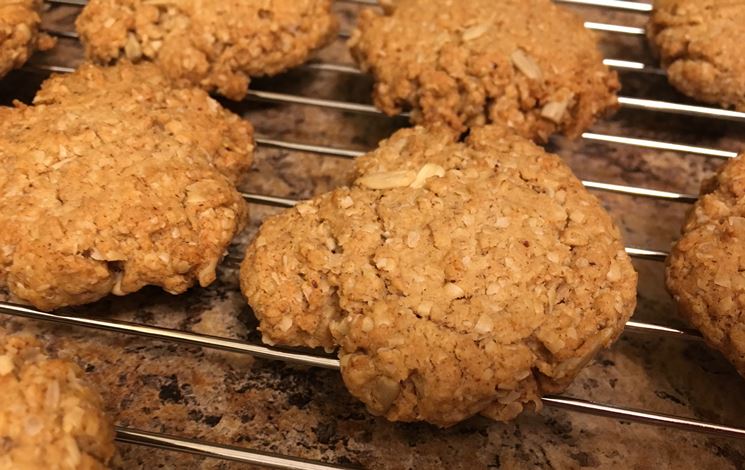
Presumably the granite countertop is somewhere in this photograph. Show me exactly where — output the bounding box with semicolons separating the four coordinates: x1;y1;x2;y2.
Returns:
2;3;745;469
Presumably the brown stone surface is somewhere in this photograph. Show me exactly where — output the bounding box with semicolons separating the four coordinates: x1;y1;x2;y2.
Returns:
0;3;744;469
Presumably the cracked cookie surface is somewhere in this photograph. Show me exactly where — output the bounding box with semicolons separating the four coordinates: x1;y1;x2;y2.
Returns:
241;126;637;426
649;0;745;110
0;0;55;79
0;333;117;470
348;0;619;141
75;0;339;100
667;154;745;377
0;62;253;311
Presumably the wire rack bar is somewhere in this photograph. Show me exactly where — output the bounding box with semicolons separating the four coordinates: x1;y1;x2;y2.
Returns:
45;0;86;5
256;137;363;159
3;301;743;441
249;89;382;115
47;0;654;13
306;59;664;76
288;88;745;123
555;0;652;11
21;63;731;167
116;428;356;470
625;320;701;340
601;59;663;75
0;301;698;345
543;397;745;440
29;46;741;123
43;29;78;39
245;88;745;133
339;0;655;13
239;186;681;259
241;192;301;209
241;186;670;261
42;19;647;44
584;21;645;35
253;137;699;204
0;302;339;369
621;247;668;262
581;133;738;159
619;96;745;122
581;181;696;204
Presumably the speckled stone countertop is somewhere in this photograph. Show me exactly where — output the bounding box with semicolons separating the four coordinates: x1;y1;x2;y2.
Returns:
2;3;745;469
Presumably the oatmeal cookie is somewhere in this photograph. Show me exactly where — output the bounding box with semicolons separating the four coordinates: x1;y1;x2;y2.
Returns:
348;0;619;141
0;333;117;470
667;154;745;377
0;0;55;79
241;126;637;426
75;0;339;100
649;0;745;110
0;62;253;311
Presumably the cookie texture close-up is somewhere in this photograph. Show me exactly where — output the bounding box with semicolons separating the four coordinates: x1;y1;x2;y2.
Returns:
667;154;745;378
0;0;55;79
349;0;619;141
75;0;339;100
648;0;745;110
0;333;117;470
242;125;638;427
0;62;254;311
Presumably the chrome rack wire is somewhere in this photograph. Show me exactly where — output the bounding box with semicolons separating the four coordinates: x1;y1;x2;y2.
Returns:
234;189;672;261
7;0;742;466
116;427;356;470
45;0;654;10
40;27;662;75
6;301;745;446
44;0;642;9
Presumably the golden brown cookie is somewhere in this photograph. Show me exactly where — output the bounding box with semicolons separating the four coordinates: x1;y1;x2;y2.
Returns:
348;0;619;141
649;0;745;110
75;0;339;100
0;62;253;311
241;126;637;427
0;334;117;469
667;154;745;377
0;0;55;79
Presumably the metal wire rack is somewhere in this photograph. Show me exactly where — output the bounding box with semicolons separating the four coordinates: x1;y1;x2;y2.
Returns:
2;0;745;468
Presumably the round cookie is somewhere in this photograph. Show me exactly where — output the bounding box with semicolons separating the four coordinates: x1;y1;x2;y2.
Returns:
648;0;745;110
0;62;253;311
241;126;637;426
667;154;745;377
0;0;55;79
348;0;619;141
75;0;339;100
0;334;117;469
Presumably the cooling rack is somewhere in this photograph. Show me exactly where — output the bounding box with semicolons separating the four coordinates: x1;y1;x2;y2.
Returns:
2;0;745;468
